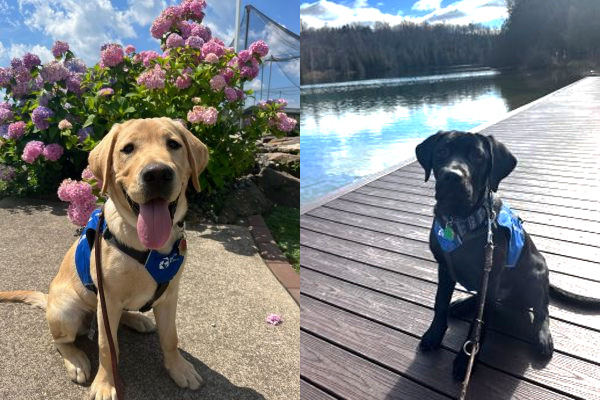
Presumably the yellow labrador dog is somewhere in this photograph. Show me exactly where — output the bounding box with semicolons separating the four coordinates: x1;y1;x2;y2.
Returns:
0;117;208;399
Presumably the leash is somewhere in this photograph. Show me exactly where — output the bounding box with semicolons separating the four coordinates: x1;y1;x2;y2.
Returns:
95;208;125;400
459;138;496;399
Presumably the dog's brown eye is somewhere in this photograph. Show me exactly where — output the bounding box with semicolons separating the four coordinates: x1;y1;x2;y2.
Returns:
167;139;182;150
121;143;134;154
471;150;484;162
436;147;449;158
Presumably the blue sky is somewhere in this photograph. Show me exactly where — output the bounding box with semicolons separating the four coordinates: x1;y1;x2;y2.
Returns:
0;1;299;106
0;0;300;106
300;0;507;29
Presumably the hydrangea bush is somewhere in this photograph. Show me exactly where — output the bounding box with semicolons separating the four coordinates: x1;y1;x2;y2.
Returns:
0;0;296;225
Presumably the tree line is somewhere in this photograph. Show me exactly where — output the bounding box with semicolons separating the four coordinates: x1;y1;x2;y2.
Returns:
301;22;497;84
301;0;600;84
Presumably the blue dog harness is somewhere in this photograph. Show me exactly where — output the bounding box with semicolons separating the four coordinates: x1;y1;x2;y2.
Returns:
434;203;524;268
75;209;186;311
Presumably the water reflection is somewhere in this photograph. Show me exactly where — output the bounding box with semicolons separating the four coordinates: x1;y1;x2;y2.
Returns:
300;70;579;204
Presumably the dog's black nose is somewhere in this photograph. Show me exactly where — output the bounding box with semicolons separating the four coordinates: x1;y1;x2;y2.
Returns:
439;168;463;184
141;163;174;184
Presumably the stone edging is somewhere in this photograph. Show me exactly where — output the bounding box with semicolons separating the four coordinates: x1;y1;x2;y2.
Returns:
247;215;299;305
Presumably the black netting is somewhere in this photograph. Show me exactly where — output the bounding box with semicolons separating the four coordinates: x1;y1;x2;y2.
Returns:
233;5;299;109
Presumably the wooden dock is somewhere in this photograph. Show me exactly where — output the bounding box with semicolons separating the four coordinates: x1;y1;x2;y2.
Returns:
300;77;600;400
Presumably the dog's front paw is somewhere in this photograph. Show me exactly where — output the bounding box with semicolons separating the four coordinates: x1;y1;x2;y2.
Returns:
453;351;469;382
121;311;156;333
536;329;554;358
165;352;204;390
419;324;446;351
61;347;91;384
90;375;117;400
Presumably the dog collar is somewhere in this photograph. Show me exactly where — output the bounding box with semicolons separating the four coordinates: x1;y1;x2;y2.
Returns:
435;202;524;268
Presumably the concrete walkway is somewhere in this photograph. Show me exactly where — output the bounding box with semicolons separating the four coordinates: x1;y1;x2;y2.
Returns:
0;198;299;400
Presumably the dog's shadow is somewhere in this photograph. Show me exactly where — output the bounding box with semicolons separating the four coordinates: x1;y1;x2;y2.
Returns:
76;326;265;400
187;223;258;257
385;302;551;399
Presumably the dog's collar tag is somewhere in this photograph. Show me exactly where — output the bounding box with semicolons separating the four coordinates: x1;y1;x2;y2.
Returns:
443;223;455;240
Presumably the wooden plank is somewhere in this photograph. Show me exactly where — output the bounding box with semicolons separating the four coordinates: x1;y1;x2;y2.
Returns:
301;275;600;400
301;248;600;365
309;204;600;280
355;186;600;224
325;198;600;249
301;294;574;400
343;191;600;235
300;229;600;331
301;332;450;400
367;180;600;212
381;173;600;203
393;168;600;189
300;379;338;400
301;212;600;280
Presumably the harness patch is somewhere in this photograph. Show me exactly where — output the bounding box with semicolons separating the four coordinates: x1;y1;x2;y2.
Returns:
434;203;524;268
75;209;185;291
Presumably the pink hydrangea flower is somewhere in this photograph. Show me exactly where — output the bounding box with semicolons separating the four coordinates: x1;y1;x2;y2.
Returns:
81;166;95;181
134;50;161;67
224;87;237;102
204;53;218;64
191;23;211;41
202;39;225;58
249;40;269;57
0;107;13;123
58;179;98;226
67;200;98;227
41;61;70;83
124;45;136;54
42;143;64;161
7;121;26;139
52;41;69;58
23;53;41;69
187;105;218;125
0;67;11;87
238;50;252;63
185;36;204;49
222;68;234;83
137;64;166;89
98;88;114;96
183;0;206;19
58;119;72;130
176;20;193;38
31;106;53;130
272;112;297;132
266;313;282;325
175;74;193;89
166;33;184;48
151;15;172;39
100;44;124;68
21;140;45;163
66;73;83;94
209;75;226;91
0;164;16;182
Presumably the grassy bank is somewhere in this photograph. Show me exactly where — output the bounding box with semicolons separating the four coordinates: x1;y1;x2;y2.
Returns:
264;205;299;272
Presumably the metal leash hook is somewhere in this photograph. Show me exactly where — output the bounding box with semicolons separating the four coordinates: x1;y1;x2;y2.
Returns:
459;193;495;400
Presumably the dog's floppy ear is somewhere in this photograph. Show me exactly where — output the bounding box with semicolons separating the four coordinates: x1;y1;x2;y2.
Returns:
486;135;517;192
415;131;444;182
89;123;121;195
172;120;209;192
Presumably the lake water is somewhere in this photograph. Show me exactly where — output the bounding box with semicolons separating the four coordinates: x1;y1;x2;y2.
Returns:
300;69;580;205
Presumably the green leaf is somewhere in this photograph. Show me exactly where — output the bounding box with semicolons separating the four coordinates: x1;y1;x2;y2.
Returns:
83;114;96;127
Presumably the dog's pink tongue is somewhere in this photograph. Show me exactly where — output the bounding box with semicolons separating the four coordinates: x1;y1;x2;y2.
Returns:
137;199;172;249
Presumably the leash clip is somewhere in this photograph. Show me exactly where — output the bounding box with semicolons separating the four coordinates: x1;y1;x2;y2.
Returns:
462;340;480;357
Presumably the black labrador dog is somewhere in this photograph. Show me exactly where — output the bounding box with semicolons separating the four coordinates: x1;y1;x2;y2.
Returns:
415;130;554;381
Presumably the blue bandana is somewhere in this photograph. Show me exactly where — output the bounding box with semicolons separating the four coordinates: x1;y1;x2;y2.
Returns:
75;209;185;291
434;203;524;268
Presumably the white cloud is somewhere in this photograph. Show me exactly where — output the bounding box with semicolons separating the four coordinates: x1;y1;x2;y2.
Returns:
301;0;506;28
0;42;53;65
282;58;300;81
412;0;442;11
422;0;507;25
16;0;164;65
204;1;237;45
300;0;414;29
